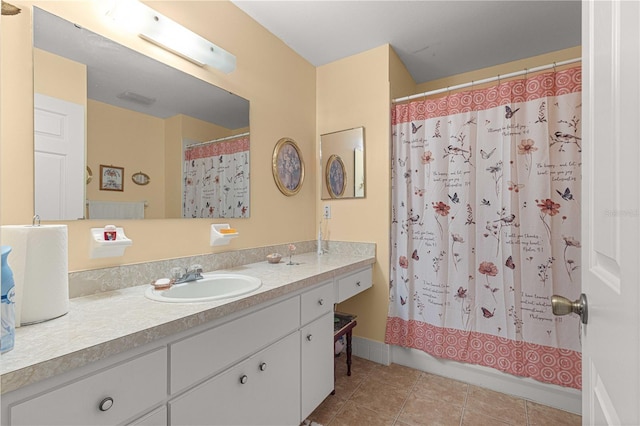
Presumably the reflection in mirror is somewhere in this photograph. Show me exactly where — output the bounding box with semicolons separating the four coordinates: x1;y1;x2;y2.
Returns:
320;127;365;199
33;7;250;220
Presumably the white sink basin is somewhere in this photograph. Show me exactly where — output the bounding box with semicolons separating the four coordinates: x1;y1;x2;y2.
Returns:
145;273;262;303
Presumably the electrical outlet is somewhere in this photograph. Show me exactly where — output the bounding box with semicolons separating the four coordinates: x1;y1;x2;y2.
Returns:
323;205;331;219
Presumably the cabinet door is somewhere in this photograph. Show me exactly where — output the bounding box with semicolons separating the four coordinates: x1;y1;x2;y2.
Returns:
301;312;334;420
170;332;300;426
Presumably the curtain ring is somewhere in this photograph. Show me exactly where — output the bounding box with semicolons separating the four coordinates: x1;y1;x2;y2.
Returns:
497;74;501;86
553;62;557;73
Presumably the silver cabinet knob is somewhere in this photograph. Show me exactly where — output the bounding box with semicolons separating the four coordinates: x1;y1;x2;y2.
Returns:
318;298;324;305
239;374;248;384
259;362;267;371
98;397;114;412
306;334;313;341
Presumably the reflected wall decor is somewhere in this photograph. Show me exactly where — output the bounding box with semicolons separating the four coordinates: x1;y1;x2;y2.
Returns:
99;165;124;191
325;155;346;198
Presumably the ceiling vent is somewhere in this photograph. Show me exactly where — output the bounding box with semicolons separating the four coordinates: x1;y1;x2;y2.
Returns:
116;91;156;106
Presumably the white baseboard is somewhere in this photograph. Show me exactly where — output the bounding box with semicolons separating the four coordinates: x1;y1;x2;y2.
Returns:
351;335;391;365
351;337;581;415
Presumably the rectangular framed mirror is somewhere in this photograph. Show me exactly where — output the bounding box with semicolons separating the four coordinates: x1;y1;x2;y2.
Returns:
320;127;365;199
32;7;250;220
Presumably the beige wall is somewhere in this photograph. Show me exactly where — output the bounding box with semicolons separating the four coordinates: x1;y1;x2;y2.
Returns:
316;45;392;342
86;100;166;219
1;1;316;272
34;48;87;106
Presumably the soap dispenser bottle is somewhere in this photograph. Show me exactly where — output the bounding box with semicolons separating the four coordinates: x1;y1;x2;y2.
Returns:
1;245;16;353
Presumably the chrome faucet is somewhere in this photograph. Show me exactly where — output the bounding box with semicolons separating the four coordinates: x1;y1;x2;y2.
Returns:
171;264;204;284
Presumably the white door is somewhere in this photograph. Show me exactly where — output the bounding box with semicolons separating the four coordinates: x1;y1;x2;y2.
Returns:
34;93;85;220
581;0;640;424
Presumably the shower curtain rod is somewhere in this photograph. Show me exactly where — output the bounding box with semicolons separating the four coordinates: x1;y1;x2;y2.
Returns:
186;132;250;148
392;57;581;103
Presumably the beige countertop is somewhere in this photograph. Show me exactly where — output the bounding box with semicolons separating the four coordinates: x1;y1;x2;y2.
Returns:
0;251;375;394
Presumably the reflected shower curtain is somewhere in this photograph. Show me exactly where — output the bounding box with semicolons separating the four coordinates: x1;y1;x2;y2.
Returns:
183;136;250;218
385;67;582;389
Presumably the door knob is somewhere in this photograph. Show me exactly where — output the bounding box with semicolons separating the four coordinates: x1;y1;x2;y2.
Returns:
551;293;588;324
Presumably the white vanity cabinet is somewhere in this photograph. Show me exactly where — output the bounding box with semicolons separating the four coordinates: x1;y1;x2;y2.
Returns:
1;262;375;426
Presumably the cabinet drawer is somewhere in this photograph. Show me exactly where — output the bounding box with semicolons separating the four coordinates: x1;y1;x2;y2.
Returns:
10;348;167;426
170;332;300;426
301;281;333;325
170;296;300;394
335;267;372;303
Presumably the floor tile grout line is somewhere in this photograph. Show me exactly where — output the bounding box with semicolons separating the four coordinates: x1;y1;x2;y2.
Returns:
459;384;470;426
391;371;423;425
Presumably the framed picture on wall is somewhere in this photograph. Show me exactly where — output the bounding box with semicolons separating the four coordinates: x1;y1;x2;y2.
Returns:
326;154;347;198
272;137;305;196
100;165;124;191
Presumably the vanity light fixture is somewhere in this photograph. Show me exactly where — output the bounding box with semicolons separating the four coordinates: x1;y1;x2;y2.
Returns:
105;0;236;73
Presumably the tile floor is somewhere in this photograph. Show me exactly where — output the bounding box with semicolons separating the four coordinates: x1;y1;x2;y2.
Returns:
307;355;581;426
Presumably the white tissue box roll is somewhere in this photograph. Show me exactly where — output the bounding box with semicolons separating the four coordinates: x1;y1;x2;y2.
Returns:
1;225;69;326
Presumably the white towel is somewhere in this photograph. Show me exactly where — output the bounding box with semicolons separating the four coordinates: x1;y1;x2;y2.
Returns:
88;200;145;219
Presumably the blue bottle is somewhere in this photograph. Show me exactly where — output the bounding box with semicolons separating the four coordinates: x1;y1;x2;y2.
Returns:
1;245;15;353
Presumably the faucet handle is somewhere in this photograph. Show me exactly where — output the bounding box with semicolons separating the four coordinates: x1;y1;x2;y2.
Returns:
170;267;185;280
188;264;203;274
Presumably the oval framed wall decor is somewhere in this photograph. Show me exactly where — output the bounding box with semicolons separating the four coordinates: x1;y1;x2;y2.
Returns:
132;171;151;186
272;137;304;196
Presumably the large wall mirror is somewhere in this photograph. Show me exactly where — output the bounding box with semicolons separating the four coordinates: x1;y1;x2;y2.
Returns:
33;7;250;220
320;127;365;199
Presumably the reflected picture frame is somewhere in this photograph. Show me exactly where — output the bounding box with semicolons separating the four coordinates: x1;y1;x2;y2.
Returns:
99;165;124;191
326;154;347;198
272;138;304;196
132;171;151;186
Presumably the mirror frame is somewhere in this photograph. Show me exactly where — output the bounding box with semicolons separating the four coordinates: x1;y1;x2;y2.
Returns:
320;127;366;200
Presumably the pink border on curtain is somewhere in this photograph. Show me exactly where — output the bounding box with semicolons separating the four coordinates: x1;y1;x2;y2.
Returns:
185;136;250;160
392;67;581;125
385;317;581;389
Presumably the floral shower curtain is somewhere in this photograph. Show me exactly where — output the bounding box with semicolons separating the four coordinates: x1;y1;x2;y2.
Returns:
385;66;582;389
183;136;250;218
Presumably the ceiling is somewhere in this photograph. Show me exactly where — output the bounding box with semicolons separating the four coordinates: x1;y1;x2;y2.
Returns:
231;1;581;85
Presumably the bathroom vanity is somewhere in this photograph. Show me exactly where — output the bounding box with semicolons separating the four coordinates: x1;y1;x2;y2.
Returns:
0;249;374;425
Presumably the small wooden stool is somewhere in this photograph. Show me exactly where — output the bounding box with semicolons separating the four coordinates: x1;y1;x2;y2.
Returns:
334;312;357;376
